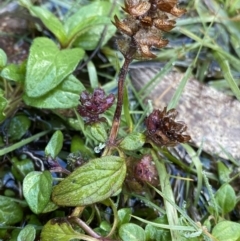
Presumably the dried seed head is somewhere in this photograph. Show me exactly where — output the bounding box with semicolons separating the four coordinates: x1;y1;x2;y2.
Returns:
123;0;151;16
145;107;191;147
113;0;186;59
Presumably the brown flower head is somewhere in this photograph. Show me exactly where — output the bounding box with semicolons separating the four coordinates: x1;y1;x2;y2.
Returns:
78;88;115;124
145;107;191;147
112;0;186;59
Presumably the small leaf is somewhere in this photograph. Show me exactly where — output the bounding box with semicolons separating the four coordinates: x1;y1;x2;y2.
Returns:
45;130;63;159
63;1;113;47
7;115;31;141
0;90;8;123
17;225;36;241
74;24;116;51
23;75;85;109
90;123;108;143
215;183;236;215
212;221;240;241
119;223;146;241
11;157;35;181
120;133;146;151
118;208;132;227
1;63;26;82
41;218;81;241
0;195;23;225
42;201;59;213
52;156;126;206
19;1;67;44
23;171;52;214
217;161;231;183
0;48;7;68
25;37;84;98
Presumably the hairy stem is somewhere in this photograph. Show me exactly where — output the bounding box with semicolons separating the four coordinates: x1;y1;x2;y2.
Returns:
108;57;132;145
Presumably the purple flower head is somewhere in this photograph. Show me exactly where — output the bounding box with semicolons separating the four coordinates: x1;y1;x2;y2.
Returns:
78;88;115;124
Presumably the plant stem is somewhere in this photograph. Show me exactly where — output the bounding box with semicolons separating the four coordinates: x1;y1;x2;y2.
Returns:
108;57;132;145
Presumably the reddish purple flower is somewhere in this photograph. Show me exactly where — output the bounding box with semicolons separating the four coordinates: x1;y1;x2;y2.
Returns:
145;107;191;147
78;88;115;123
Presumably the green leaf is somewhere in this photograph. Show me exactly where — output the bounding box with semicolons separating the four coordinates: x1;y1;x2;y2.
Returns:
19;1;67;44
118;208;132;227
74;24;116;51
41;219;82;241
0;195;23;225
212;221;240;241
0;48;7;68
90;123;108;143
23;75;85;109
119;223;146;241
11;157;35;181
25;37;84;98
41;201;59;213
23;171;52;214
1;63;26;82
17;225;36;241
87;60;98;89
45;130;63;158
63;1;113;47
214;51;240;101
52;156;126;206
215;184;236;215
120;132;146;151
7;115;31;141
0;90;8;123
217;161;231;183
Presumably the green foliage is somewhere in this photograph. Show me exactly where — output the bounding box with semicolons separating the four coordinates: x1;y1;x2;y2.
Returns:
0;49;7;68
11;157;34;181
18;0;116;49
7;115;31;141
17;225;36;241
214;184;236;215
52;156;126;206
45;130;64;159
90;122;108;143
212;221;240;241
23;171;52;214
119;223;146;241
41;219;82;241
119;132;146;151
0;0;239;241
0;196;23;225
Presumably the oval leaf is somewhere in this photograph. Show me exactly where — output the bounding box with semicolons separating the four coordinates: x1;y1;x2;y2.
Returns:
119;223;146;241
17;225;36;241
212;221;240;241
11;157;34;181
25;37;84;98
215;183;236;215
120;133;146;151
52;156;126;206
118;208;132;227
0;196;23;225
23;75;85;109
90;123;108;143
45;130;63;158
23;171;52;214
1;63;26;82
7;115;31;141
41;218;80;241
